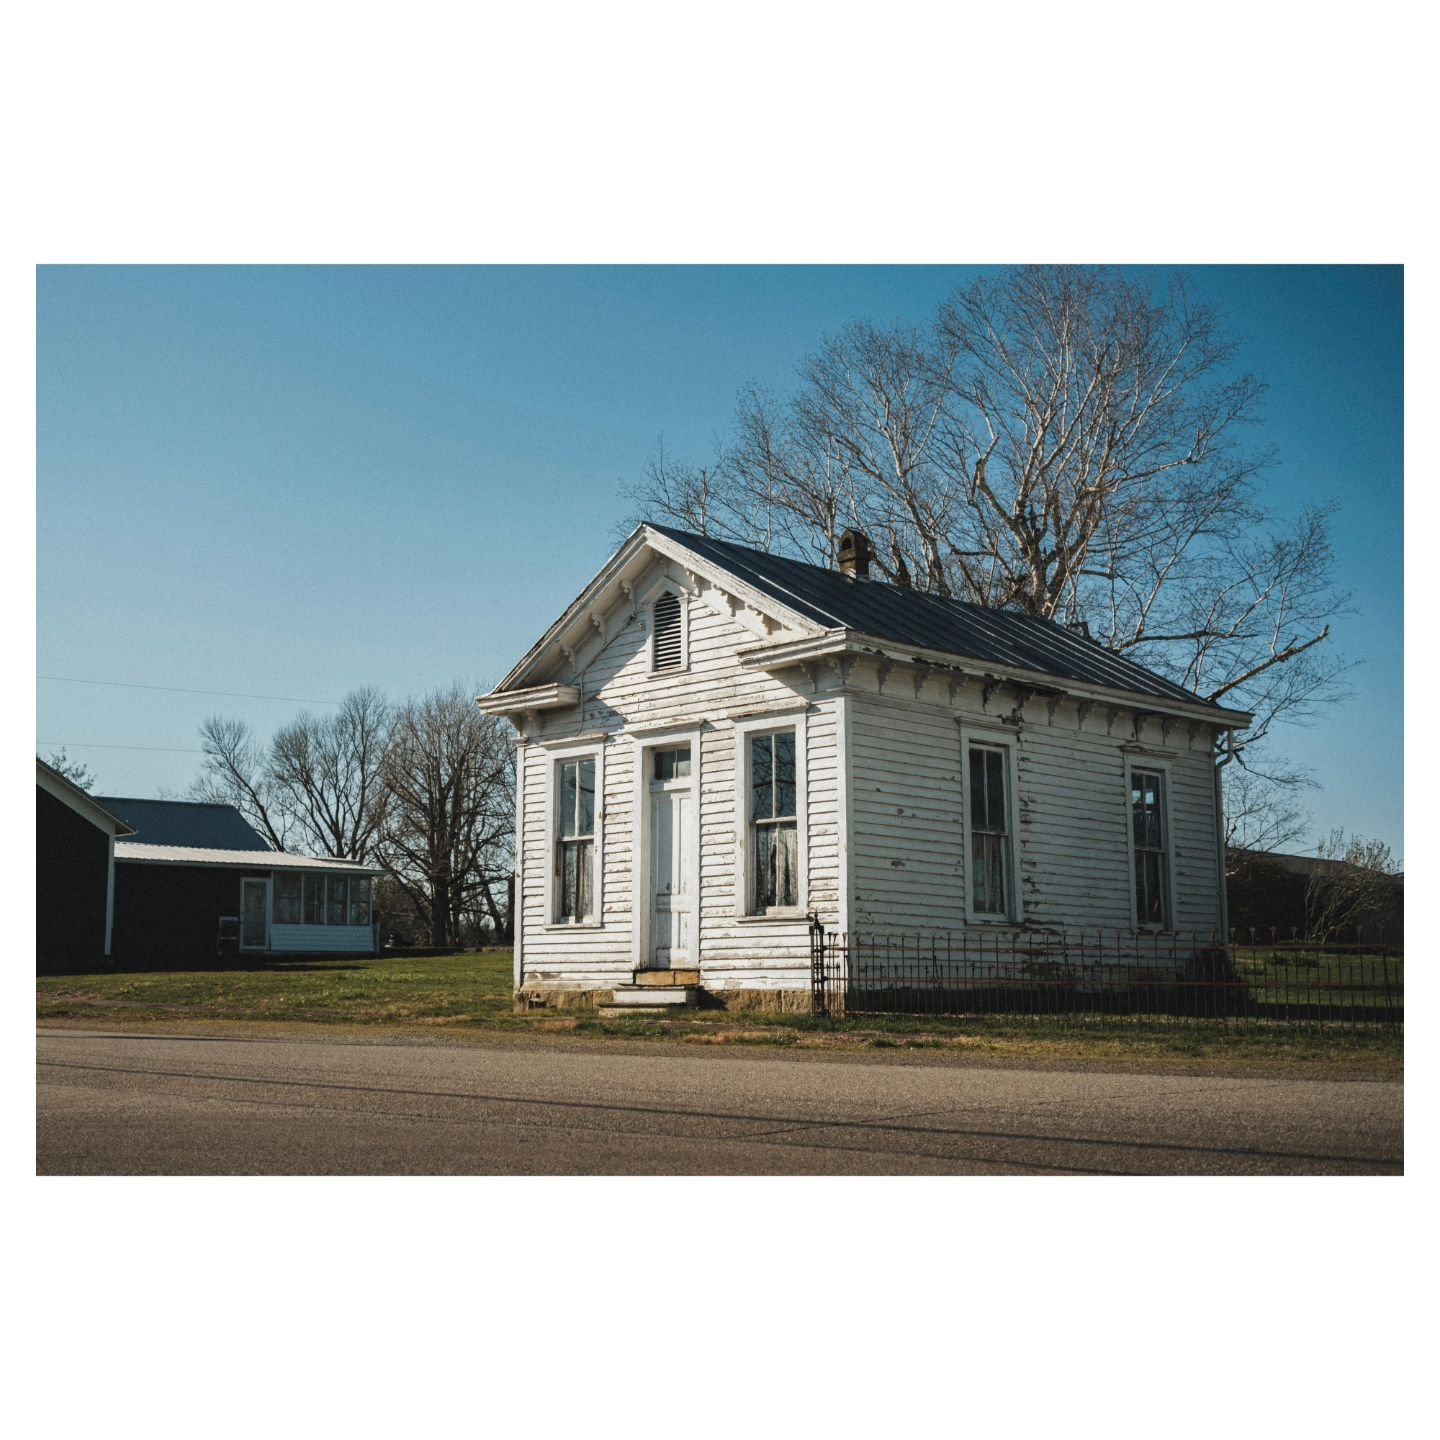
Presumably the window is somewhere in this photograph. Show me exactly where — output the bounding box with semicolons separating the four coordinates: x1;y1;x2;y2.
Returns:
1131;767;1168;927
652;591;684;671
749;729;798;911
653;745;691;780
274;873;302;924
303;874;325;924
327;876;349;925
963;737;1016;921
556;755;597;922
349;876;373;926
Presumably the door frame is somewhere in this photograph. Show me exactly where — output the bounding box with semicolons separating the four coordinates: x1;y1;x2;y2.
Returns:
630;725;701;972
239;874;271;951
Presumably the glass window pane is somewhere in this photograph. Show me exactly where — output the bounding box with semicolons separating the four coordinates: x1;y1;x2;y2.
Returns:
750;735;773;821
973;832;1006;914
274;873;302;924
576;758;595;836
327;877;348;925
560;762;578;838
773;731;796;818
561;842;579;920
969;748;987;829
349;877;371;926
774;822;797;906
303;874;324;924
579;838;594;920
654;746;691;780
986;750;1006;833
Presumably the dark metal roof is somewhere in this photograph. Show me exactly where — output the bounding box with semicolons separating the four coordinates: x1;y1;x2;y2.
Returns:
93;797;273;851
650;525;1221;710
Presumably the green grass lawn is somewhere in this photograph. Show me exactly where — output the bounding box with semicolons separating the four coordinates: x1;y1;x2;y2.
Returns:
36;949;1402;1076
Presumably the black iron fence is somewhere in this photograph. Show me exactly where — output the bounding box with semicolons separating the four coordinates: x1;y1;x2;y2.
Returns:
808;919;1403;1031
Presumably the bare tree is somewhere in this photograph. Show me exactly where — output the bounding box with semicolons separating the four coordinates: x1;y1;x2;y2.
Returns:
269;687;392;860
376;684;515;947
40;749;96;791
622;266;1347;768
1304;829;1400;942
1223;766;1312;874
192;716;289;850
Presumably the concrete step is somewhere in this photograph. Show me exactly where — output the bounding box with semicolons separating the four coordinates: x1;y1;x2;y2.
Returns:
607;985;701;1008
631;968;701;987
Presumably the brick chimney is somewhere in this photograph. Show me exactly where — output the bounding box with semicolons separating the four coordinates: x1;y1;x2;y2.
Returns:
837;528;871;579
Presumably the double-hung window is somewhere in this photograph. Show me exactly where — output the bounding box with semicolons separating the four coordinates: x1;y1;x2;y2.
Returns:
1131;767;1168;927
556;756;597;923
748;729;798;911
967;741;1013;917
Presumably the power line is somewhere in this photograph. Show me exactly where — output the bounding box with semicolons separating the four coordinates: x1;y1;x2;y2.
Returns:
38;675;342;705
38;740;206;755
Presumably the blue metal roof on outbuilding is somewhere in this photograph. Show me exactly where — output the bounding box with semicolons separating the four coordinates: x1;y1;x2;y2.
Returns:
93;797;273;851
649;525;1219;710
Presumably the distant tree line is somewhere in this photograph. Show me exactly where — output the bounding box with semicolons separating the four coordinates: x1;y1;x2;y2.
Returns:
192;683;514;949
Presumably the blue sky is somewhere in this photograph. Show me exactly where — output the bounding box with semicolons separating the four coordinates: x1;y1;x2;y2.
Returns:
36;265;1403;858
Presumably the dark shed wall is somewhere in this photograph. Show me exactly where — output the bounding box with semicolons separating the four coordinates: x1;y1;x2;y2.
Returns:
112;863;257;966
37;786;111;973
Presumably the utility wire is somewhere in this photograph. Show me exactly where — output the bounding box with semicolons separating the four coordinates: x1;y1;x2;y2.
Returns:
38;740;206;755
38;675;341;705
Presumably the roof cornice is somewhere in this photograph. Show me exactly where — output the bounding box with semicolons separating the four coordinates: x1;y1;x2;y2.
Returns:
737;630;1255;729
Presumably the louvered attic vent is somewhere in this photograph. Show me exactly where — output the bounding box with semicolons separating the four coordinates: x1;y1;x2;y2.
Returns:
652;592;683;670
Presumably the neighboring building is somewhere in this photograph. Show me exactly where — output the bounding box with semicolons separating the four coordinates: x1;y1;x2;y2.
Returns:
37;758;136;972
94;797;383;965
1227;848;1404;945
477;525;1254;1006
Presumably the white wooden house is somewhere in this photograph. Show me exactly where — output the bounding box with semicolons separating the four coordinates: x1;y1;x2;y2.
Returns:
477;525;1253;1007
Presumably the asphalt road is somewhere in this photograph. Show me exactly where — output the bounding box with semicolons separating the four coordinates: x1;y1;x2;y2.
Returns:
36;1028;1403;1175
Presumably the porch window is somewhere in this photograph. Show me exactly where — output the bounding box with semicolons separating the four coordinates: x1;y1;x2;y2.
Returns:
327;876;349;925
303;874;325;924
967;741;1012;918
556;756;597;922
349;876;373;926
1131;768;1168;927
274;873;302;924
749;729;797;911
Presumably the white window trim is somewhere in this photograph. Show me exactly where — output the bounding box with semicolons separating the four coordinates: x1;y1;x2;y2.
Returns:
630;726;703;970
733;710;808;919
543;740;606;929
1124;754;1175;932
959;725;1021;925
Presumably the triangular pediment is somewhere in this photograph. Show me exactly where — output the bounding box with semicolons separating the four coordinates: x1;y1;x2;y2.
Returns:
482;526;825;700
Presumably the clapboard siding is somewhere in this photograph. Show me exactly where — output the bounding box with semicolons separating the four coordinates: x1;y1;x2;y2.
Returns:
849;686;1223;937
509;552;1229;993
516;564;841;988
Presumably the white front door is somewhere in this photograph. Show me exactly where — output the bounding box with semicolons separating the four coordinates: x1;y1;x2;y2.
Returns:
649;747;692;968
240;877;270;950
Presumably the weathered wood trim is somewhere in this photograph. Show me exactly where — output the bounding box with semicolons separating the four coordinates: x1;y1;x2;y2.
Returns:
958;722;1022;925
1122;752;1177;931
513;738;526;988
630;725;702;972
731;709;809;920
835;692;853;943
541;738;606;931
475;681;581;716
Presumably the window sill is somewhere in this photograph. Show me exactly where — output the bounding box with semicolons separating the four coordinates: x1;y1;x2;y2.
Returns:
543;922;605;932
735;909;808;924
